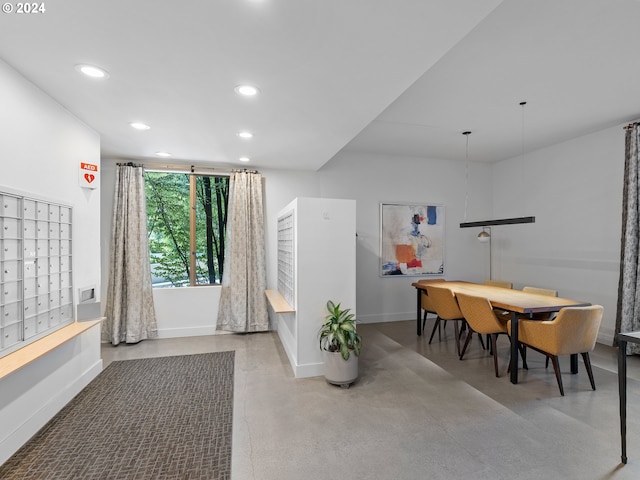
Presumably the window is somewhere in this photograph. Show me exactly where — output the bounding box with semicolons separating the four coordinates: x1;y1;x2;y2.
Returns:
144;172;229;288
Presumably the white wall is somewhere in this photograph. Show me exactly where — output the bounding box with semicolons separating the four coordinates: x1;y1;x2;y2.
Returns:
0;58;102;464
0;60;101;296
318;150;493;323
262;168;320;291
275;197;357;378
492;125;623;344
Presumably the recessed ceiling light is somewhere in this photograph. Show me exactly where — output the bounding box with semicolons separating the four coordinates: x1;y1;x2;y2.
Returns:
237;131;253;139
239;156;250;162
155;152;171;157
75;64;109;79
234;85;259;96
130;122;151;131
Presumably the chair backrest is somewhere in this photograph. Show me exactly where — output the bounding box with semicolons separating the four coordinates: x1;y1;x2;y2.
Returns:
514;305;604;356
522;286;558;297
552;305;603;355
425;285;463;320
483;280;512;289
455;292;508;335
418;279;446;312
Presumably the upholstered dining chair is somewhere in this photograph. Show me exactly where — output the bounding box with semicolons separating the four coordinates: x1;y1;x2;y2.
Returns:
519;286;559;366
484;280;514;339
522;286;557;297
508;305;604;396
521;286;558;319
417;279;445;332
483;279;513;289
456;292;510;377
425;285;466;356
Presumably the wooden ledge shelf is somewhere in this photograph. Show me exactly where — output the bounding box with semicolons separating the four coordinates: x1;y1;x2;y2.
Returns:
0;319;103;380
265;290;295;313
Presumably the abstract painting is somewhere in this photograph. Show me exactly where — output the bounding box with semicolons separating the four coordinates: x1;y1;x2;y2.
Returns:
380;203;445;276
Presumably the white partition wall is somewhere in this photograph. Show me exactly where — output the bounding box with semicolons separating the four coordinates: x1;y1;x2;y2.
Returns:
275;197;356;378
0;58;102;466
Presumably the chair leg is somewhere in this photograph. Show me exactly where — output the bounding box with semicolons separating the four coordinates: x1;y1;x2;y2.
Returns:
519;345;528;370
428;318;441;345
545;355;550;368
582;352;596;391
549;355;565;396
459;329;474;360
490;334;500;377
422;311;428;331
478;333;486;350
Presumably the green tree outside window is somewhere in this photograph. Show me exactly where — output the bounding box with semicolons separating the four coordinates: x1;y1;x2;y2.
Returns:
145;172;229;287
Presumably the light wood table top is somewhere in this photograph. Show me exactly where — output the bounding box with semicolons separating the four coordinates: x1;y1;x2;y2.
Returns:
412;280;590;314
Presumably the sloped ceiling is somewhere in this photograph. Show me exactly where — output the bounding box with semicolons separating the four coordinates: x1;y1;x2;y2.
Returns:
1;0;639;170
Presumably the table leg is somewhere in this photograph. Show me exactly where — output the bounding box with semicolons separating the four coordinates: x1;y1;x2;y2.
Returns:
570;353;578;374
416;288;422;336
510;311;519;384
619;338;628;464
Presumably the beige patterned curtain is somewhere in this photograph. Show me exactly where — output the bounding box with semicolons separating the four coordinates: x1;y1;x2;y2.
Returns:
217;171;269;332
616;124;640;353
104;164;157;345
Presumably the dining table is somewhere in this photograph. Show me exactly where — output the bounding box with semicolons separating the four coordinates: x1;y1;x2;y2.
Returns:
411;280;592;384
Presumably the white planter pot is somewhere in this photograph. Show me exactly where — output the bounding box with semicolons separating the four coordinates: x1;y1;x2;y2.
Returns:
322;350;358;387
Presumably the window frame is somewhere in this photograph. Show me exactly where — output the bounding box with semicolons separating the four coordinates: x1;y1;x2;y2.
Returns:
145;168;229;288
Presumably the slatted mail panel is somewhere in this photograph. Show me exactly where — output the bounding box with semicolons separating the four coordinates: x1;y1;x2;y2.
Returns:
277;210;295;308
1;190;73;358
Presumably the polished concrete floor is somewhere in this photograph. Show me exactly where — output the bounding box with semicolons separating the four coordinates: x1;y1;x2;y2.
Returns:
101;319;640;480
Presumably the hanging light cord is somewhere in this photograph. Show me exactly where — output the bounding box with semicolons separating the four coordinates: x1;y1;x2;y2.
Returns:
521;101;526;155
463;131;471;223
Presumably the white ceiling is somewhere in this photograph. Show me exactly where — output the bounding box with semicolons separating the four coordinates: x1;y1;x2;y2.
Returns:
1;0;640;171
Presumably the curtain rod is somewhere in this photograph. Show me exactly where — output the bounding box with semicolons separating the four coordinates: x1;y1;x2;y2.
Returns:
624;122;640;130
116;162;143;167
116;162;259;175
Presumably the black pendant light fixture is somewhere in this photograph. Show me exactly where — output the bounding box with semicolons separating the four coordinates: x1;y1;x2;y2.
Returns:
460;101;535;230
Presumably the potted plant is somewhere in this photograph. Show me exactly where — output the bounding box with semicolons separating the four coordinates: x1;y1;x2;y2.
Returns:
319;300;362;388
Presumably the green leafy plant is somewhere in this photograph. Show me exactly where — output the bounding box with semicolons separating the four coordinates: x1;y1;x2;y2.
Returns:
319;300;362;360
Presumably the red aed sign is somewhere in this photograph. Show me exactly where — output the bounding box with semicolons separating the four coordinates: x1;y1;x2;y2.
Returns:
79;162;99;189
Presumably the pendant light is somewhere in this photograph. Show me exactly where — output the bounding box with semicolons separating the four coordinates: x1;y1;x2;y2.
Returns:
460;100;535;229
463;130;471;223
478;227;492;280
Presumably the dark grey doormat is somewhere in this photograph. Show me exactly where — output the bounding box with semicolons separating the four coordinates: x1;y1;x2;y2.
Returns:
0;351;234;480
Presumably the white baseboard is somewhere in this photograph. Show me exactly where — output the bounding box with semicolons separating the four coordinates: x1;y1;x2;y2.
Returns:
156;326;217;338
275;318;323;378
292;362;324;378
0;358;102;466
357;312;416;324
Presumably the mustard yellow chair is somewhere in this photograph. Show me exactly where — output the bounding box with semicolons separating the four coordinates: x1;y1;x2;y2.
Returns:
508;305;603;396
484;280;513;338
522;286;557;297
518;286;559;366
456;293;509;377
483;280;513;289
417;279;445;331
425;285;465;356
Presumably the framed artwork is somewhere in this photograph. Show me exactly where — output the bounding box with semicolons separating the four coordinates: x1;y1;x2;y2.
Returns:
380;203;445;277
